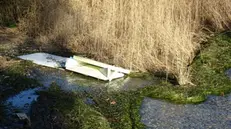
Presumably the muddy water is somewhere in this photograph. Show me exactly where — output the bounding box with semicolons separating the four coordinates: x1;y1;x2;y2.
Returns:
4;67;158;114
5;53;159;117
4;67;231;128
5;88;43;114
33;67;159;93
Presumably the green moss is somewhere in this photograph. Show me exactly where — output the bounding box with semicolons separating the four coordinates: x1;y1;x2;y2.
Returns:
140;84;206;104
0;61;40;98
92;92;133;129
190;33;231;96
35;84;111;129
0;60;40;123
33;83;145;129
139;32;231;104
129;92;146;129
88;91;146;129
7;22;17;28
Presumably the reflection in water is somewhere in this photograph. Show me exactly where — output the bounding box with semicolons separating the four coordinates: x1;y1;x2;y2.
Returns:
4;67;158;114
5;88;42;114
34;68;158;93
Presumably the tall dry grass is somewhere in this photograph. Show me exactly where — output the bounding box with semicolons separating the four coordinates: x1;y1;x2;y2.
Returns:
0;0;31;25
2;0;231;84
201;0;231;30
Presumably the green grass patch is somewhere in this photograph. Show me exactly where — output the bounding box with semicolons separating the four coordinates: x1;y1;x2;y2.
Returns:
7;22;17;28
139;32;231;104
190;33;231;96
0;60;40;122
0;61;40;99
91;91;145;129
33;84;111;129
137;82;206;104
32;83;145;129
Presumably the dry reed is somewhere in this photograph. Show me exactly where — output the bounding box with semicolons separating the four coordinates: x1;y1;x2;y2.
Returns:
2;0;231;85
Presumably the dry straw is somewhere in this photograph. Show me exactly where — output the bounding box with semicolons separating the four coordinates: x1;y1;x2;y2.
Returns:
2;0;231;85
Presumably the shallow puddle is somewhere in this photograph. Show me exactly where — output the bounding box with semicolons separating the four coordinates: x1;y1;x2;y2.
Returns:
6;53;158;113
4;88;43;114
33;67;159;93
3;66;158;116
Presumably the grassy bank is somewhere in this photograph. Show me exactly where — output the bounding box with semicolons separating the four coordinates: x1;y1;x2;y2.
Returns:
190;32;231;96
143;32;231;104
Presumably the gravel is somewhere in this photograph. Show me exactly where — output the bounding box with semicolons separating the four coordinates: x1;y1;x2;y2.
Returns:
140;94;231;129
